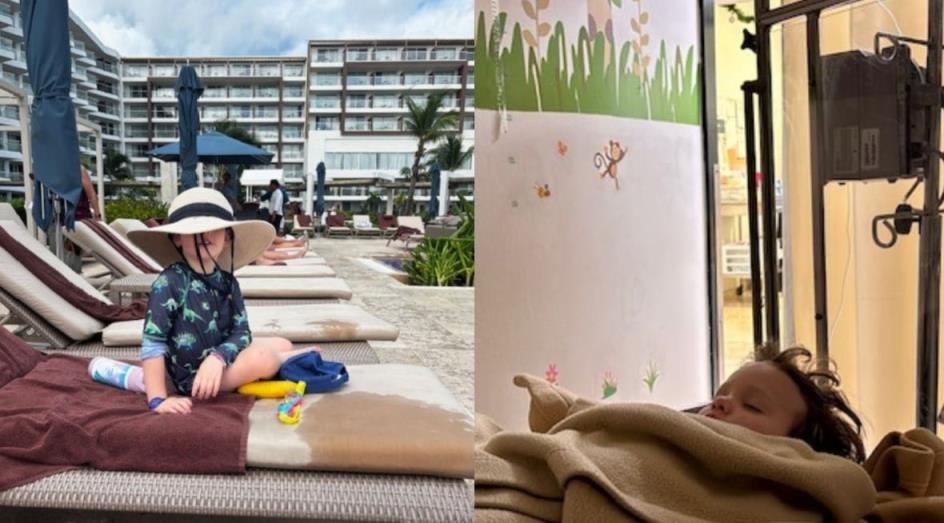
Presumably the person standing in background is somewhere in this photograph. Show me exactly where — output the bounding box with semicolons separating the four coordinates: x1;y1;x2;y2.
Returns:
267;179;284;235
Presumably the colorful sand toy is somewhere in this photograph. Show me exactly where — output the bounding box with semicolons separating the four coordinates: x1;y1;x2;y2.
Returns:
277;381;306;425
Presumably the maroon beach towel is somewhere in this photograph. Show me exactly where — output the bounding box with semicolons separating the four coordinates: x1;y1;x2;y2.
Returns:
0;226;146;321
0;328;254;491
81;218;160;274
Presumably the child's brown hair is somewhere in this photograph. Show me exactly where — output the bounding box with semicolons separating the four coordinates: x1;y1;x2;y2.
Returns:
758;345;865;463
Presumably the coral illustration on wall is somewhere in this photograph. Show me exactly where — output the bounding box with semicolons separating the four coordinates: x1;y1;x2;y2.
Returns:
475;0;700;125
593;140;627;190
545;363;559;385
602;370;618;399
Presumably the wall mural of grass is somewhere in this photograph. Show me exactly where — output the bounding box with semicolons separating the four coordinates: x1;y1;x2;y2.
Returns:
475;7;701;126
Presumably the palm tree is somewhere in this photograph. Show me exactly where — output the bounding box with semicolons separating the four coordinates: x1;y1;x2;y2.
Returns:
104;148;131;180
213;120;261;147
428;136;473;172
403;92;459;212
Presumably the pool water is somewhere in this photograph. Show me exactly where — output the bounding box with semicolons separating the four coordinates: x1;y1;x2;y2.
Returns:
376;257;405;272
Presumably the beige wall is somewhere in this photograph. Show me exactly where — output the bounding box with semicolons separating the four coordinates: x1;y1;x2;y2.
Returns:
778;1;939;442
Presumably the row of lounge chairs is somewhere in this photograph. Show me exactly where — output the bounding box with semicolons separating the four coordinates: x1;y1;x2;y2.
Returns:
0;205;472;521
292;213;427;245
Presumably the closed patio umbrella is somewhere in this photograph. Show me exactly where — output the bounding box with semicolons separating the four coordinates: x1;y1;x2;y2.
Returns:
429;161;441;217
176;65;203;191
315;161;326;217
21;0;82;230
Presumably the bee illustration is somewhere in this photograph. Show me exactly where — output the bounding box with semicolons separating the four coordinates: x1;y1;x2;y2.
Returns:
556;140;568;157
593;140;628;191
534;183;551;199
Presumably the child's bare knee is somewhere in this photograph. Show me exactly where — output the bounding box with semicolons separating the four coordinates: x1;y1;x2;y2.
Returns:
275;337;292;352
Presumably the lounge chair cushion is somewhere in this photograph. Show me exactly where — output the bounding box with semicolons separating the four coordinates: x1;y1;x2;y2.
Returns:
247;364;473;478
124;273;348;297
64;221;161;276
235;264;334;278
0;204;24;230
108;218;148;241
0;221;107;340
101;303;399;346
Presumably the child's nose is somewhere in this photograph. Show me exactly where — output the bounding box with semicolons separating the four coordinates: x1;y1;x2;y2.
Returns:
712;396;733;415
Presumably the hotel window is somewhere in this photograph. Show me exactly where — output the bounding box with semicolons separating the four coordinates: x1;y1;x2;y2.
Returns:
261;144;278;155
254;106;278;118
284;105;304;118
124;106;147;118
404;72;428;86
431;48;458;60
96;80;116;94
204;86;227;98
230;63;251;76
403;47;427;61
311;72;340;86
374;71;400;86
130;165;151;178
282;64;303;76
283;164;303;177
153;64;176;77
203;106;228;120
312;95;340;109
230;86;252;98
153;124;177;138
464;115;474;131
256;86;279;98
375;48;399;61
282;144;303;159
206;64;227;77
257;63;280;76
313;48;341;63
460;47;474;61
0;105;16;121
124;63;148;77
344;116;368;131
283;85;304;98
347;47;370;61
315;116;339;130
282;125;303;139
152;87;175;99
433;73;458;85
378;152;413;170
346;72;370;86
152;105;176;118
373;95;399;108
125;84;148;98
372;117;399;131
346;94;369;108
254;125;278;141
466;72;475;86
125;124;149;138
129;143;151;157
231;105;252;118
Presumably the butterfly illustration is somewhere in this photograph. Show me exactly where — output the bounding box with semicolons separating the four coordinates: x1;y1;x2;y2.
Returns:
535;183;551;199
556;140;568;157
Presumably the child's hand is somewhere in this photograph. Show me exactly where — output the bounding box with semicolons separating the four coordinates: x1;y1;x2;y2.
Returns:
192;355;224;400
154;397;192;415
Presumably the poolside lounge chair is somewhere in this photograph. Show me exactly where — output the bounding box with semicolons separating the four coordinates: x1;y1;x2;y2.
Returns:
0;220;399;348
353;214;382;237
293;213;315;238
65;220;334;280
325;213;353;237
378;214;398;237
387;216;426;247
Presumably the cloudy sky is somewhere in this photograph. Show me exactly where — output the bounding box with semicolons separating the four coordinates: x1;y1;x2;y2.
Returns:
69;0;473;57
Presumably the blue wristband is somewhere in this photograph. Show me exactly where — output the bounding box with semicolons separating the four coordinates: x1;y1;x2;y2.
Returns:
148;397;165;410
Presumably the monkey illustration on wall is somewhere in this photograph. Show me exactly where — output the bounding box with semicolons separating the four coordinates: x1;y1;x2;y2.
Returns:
593;140;627;191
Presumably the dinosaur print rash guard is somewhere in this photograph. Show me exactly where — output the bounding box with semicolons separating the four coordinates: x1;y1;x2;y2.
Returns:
141;262;251;395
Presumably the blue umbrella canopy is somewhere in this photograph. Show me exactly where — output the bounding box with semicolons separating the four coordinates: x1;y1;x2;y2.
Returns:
315;161;326;216
429;160;441;216
148;132;274;165
175;65;203;191
22;0;83;230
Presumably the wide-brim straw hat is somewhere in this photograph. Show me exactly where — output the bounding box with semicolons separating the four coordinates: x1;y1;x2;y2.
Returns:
128;188;275;271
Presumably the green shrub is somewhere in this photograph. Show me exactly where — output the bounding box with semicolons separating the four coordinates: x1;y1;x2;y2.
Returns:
404;194;474;286
105;197;168;221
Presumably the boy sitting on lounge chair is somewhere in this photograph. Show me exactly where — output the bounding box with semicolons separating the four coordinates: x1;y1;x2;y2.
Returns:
129;189;318;414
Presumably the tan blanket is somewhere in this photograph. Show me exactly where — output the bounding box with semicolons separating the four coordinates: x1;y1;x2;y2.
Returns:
475;374;876;522
865;428;944;522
